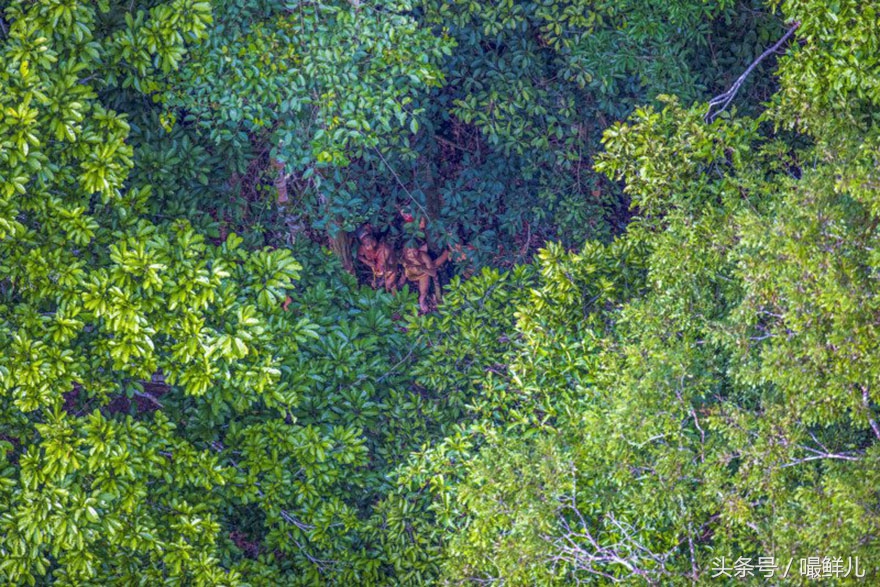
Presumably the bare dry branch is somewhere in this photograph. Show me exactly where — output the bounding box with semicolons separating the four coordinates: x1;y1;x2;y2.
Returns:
545;494;677;584
705;21;801;122
861;386;880;440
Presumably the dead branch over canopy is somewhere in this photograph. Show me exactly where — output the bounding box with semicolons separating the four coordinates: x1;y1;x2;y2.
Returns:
705;21;801;122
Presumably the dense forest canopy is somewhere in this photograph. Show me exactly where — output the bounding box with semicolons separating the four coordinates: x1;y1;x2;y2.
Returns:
1;0;879;584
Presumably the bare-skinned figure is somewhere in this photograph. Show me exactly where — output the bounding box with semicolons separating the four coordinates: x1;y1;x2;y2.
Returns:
400;243;449;313
356;226;400;292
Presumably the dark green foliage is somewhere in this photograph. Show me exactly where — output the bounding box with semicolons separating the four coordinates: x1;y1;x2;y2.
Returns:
147;0;781;268
3;0;880;585
396;4;880;578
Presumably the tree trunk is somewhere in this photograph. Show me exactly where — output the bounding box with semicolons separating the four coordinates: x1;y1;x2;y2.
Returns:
270;158;289;205
424;163;443;254
329;224;355;274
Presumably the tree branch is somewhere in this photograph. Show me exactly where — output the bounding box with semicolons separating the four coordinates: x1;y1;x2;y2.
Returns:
133;390;164;408
546;494;677;583
705;21;801;122
861;386;880;440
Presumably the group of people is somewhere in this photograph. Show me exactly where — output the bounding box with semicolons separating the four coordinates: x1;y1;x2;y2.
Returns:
356;224;450;313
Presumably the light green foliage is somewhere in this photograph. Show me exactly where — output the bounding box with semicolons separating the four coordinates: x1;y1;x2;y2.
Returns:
0;1;440;584
399;4;880;579
0;1;298;582
403;98;879;583
4;0;880;585
770;0;880;137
